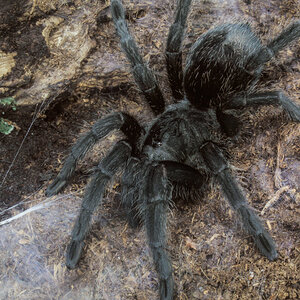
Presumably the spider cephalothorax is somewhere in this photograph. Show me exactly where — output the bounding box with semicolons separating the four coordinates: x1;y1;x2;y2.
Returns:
46;1;300;299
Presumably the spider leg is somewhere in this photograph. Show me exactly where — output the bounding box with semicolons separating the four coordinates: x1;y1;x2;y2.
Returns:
66;140;131;269
121;156;143;228
226;91;300;122
46;112;142;196
200;142;277;261
166;0;192;100
111;0;165;115
141;163;173;300
246;20;300;71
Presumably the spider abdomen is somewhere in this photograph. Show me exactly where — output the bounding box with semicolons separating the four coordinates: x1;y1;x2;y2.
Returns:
184;23;263;109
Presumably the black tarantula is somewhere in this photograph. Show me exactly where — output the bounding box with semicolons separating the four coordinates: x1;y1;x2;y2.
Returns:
46;0;300;299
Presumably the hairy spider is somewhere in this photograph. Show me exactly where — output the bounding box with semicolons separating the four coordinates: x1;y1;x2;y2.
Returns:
46;0;300;299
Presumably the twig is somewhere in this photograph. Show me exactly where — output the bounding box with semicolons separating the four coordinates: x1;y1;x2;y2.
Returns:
261;186;290;215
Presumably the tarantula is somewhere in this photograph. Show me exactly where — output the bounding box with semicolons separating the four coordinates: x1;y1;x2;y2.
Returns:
46;0;300;299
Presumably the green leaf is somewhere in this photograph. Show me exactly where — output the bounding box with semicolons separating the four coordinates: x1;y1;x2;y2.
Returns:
0;118;14;135
0;97;16;110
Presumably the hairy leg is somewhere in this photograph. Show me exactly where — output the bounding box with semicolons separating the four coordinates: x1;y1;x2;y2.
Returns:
66;140;131;269
226;91;300;122
111;0;165;114
166;0;192;100
121;157;143;228
246;20;300;71
200;142;277;260
141;163;173;300
46;112;142;196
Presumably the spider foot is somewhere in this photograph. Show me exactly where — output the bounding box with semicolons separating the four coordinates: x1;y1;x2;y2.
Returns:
286;106;300;122
159;275;174;300
255;232;278;261
45;177;67;196
238;206;277;261
66;240;85;269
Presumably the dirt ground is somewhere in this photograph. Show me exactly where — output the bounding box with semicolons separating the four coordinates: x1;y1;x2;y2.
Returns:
0;0;299;299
